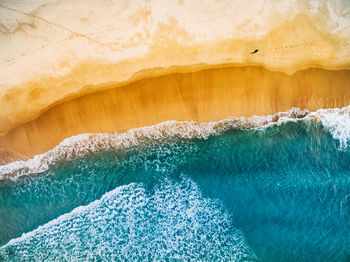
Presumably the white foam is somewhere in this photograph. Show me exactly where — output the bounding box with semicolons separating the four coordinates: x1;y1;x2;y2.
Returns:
0;108;310;180
0;176;256;261
309;106;350;150
4;105;350;179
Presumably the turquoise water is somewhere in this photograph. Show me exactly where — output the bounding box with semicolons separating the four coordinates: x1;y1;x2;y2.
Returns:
0;119;349;261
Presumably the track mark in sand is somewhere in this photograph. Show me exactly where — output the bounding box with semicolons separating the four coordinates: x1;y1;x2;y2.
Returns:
0;4;119;50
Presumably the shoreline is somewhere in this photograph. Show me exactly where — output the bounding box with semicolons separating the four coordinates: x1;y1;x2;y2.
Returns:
0;107;321;178
1;65;350;164
1;105;349;179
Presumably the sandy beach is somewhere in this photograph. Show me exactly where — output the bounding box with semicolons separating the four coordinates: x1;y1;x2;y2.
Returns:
1;0;350;163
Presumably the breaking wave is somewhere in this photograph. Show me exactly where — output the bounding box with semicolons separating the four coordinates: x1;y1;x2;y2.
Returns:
2;106;350;180
0;176;255;261
0;107;307;179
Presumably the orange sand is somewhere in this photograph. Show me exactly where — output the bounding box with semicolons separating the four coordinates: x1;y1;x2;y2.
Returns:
1;65;350;164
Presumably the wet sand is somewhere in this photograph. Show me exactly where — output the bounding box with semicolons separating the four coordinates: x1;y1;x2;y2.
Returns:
1;65;350;163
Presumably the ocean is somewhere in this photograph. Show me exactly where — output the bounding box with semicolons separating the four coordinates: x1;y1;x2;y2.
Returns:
0;107;349;261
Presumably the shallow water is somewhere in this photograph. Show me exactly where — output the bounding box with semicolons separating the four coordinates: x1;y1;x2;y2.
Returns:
0;119;349;261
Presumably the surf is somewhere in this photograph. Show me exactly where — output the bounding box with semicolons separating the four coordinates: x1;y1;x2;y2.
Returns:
0;107;349;261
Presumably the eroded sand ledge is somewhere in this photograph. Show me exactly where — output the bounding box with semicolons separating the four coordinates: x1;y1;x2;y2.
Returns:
1;65;350;163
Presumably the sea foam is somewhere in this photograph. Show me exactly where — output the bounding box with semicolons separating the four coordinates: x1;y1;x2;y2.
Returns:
0;176;256;261
1;106;350;180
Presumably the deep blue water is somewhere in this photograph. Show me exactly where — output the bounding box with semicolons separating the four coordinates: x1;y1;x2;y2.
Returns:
0;120;349;261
